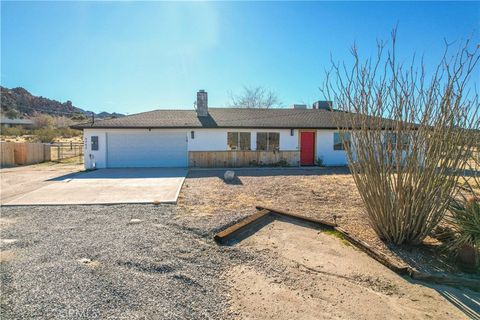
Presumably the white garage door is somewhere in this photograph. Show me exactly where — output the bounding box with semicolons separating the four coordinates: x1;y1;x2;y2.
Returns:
106;132;187;168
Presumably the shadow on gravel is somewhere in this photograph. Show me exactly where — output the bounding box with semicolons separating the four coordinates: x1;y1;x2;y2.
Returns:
117;260;176;274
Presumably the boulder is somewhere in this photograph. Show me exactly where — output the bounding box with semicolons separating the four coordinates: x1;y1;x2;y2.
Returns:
224;170;235;181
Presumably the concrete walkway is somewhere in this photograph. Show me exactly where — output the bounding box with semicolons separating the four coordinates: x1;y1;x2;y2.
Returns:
3;168;187;206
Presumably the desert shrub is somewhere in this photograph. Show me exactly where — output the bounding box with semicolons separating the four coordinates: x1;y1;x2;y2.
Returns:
71;114;88;121
56;127;81;138
275;159;289;167
32;114;54;129
3;109;19;119
445;196;480;256
316;156;324;167
53;116;74;128
322;30;480;245
32;128;57;143
0;126;27;136
442;142;480;261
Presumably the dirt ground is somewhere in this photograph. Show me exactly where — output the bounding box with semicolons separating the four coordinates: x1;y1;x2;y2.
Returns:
179;167;480;318
179;167;479;274
225;217;473;319
0;162;83;203
179;168;394;262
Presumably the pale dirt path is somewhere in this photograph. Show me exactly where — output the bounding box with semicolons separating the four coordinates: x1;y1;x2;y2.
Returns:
225;219;475;320
0;162;83;203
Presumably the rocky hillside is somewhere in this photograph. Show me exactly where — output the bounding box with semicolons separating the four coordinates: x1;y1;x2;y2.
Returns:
0;86;123;119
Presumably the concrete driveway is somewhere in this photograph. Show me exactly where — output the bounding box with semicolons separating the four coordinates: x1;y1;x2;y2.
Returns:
3;168;187;205
1;163;83;203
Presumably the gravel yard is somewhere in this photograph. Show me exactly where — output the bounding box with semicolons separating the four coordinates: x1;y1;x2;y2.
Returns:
1;167;478;319
0;204;261;319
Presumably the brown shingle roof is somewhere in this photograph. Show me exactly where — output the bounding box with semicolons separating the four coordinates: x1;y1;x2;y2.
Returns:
71;108;355;129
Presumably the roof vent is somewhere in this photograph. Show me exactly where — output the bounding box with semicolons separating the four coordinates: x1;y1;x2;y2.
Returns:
312;101;333;110
292;104;307;109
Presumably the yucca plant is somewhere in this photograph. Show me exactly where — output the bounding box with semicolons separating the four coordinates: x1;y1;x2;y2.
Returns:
445;196;480;256
444;143;480;269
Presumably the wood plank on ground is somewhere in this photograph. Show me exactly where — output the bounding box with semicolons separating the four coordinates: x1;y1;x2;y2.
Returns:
214;209;271;244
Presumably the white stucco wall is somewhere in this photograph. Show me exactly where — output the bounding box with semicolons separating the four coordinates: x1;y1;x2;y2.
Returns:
316;130;348;166
187;128;298;151
83;129;107;169
83;128;347;168
188;130;227;151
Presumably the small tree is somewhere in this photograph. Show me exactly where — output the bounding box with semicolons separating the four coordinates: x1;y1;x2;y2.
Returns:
32;113;54;129
322;30;480;245
229;86;282;108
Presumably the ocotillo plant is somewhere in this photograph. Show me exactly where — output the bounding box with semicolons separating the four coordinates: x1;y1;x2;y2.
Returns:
322;29;480;245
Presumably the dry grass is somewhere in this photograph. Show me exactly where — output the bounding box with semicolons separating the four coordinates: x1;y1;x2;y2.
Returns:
1;135;82;143
1;135;34;143
178;168;464;272
178;168;383;251
179;168;363;219
56;155;84;164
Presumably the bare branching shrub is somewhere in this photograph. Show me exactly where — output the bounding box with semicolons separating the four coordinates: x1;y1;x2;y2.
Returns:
31;113;54;129
322;30;480;245
229;86;282;108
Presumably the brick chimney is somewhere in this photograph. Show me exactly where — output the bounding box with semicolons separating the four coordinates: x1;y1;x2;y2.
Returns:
196;90;208;117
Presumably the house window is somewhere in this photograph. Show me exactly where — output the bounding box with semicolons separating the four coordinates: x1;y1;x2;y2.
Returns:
228;132;251;150
333;132;350;150
384;132;397;148
384;132;410;150
91;136;99;151
256;132;280;151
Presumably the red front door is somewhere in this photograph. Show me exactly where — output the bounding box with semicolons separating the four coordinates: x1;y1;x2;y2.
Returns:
300;132;315;166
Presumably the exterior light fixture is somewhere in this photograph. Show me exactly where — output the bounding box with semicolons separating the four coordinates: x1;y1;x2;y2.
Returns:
290;129;294;136
191;131;195;139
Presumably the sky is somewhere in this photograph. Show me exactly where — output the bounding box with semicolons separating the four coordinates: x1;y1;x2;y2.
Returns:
1;1;479;115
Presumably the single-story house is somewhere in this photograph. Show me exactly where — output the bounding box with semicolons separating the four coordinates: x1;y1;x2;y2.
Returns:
72;90;352;169
0;117;34;129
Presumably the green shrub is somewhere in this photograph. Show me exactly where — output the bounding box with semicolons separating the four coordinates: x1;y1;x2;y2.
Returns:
57;127;81;138
275;158;289;167
32;128;57;143
317;156;324;167
0;126;27;136
444;197;480;257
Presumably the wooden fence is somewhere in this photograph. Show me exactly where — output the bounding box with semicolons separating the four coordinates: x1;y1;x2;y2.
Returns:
189;150;300;168
0;142;51;167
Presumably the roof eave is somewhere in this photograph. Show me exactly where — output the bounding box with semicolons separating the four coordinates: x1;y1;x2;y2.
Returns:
71;125;345;130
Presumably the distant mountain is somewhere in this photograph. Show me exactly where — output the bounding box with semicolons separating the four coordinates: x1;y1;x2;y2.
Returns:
0;86;124;119
96;111;125;119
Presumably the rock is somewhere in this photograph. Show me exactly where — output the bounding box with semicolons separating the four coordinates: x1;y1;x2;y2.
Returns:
129;218;142;224
1;239;18;244
224;170;235;181
79;258;92;264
